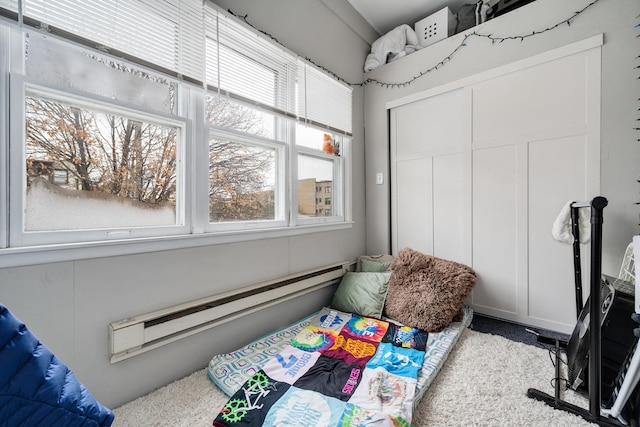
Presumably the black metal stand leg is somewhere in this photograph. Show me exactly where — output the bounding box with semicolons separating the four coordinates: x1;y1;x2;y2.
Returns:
526;197;622;427
527;388;623;427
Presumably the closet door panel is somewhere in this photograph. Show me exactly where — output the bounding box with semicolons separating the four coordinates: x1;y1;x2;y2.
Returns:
390;42;599;332
472;54;587;144
395;158;432;254
395;89;464;158
472;145;518;314
528;135;588;326
433;153;464;263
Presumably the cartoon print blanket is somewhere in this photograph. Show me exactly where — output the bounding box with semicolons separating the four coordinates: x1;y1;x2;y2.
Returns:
213;307;428;426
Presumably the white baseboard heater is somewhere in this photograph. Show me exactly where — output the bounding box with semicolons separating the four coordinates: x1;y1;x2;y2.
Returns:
109;261;350;364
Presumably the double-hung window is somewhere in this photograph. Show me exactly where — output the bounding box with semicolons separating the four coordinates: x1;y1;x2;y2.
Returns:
204;7;352;230
6;3;196;247
0;0;353;261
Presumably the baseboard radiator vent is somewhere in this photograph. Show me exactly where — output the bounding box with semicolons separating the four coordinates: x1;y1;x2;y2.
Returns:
109;261;350;364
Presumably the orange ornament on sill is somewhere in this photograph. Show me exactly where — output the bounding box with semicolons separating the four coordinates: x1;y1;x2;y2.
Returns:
322;133;334;154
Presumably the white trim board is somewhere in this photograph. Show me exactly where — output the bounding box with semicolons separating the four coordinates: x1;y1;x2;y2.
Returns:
386;34;603;111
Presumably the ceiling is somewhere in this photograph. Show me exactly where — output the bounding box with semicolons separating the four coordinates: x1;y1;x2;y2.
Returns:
346;0;472;36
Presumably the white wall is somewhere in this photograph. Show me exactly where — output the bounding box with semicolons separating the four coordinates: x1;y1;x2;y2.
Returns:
0;0;372;409
364;0;640;276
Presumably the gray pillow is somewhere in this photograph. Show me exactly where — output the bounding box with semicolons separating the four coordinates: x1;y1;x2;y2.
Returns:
356;255;394;272
360;257;392;272
330;272;392;318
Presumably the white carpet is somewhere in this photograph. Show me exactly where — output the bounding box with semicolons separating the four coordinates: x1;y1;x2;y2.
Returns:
113;329;596;426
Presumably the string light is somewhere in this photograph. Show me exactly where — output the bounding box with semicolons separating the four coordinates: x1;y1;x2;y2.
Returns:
229;0;601;88
360;0;600;88
229;5;638;224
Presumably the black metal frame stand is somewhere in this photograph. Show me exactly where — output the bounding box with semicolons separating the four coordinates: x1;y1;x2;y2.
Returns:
571;202;584;315
527;197;624;426
535;200;584;341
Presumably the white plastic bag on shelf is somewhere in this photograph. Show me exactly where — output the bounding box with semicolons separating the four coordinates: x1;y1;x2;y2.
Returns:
364;24;421;72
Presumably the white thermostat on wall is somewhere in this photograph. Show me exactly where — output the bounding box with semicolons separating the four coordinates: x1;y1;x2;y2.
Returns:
415;7;456;48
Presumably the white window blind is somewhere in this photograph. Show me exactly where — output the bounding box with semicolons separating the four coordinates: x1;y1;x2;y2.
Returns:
17;0;205;83
4;0;352;133
298;62;353;134
0;0;18;14
204;5;352;135
205;8;297;116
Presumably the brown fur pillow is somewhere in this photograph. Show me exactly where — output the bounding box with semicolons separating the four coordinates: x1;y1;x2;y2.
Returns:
384;248;476;332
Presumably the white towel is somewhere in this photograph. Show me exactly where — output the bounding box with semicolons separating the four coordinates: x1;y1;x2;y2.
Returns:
551;201;591;245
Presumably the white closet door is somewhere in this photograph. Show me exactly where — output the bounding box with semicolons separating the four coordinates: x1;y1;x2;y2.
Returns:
389;40;600;333
472;145;519;315
470;47;599;332
433;153;465;263
395;158;431;255
390;89;467;262
528;135;590;325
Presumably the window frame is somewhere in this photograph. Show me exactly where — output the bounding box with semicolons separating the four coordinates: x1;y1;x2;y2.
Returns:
204;125;288;232
9;75;191;247
53;169;68;185
293;144;345;226
0;4;354;268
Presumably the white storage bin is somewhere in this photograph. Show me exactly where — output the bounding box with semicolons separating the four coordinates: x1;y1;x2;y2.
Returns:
414;7;456;48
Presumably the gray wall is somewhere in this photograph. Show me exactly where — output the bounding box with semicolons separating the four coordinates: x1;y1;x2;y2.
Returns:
364;0;640;276
0;0;371;409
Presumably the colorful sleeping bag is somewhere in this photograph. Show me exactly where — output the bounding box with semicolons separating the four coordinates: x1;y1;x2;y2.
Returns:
213;307;428;426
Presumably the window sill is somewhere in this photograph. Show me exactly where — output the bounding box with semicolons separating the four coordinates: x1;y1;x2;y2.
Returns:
0;221;355;268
